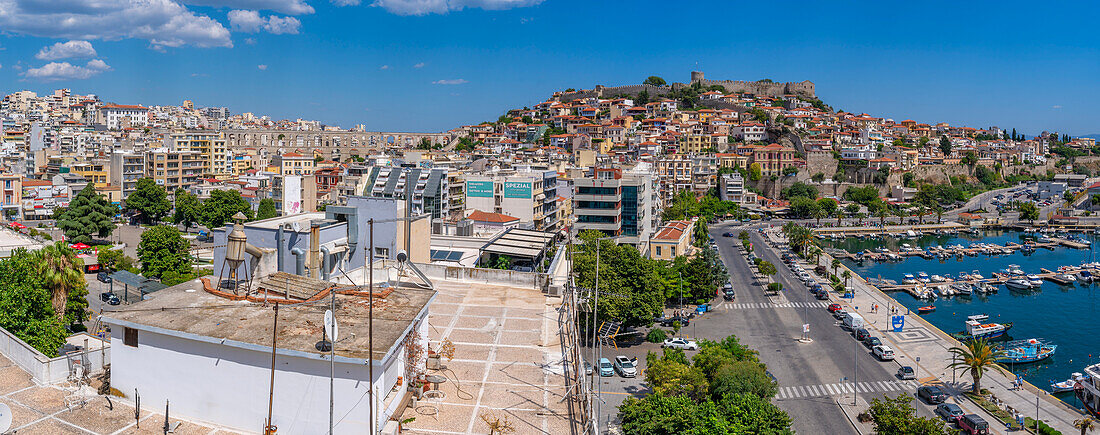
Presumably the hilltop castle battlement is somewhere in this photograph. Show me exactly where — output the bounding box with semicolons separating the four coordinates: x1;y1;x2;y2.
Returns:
555;71;815;102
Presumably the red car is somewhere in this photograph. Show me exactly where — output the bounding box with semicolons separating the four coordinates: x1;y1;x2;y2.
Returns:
827;303;842;313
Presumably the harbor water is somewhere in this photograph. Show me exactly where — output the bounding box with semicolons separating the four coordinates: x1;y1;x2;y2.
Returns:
828;229;1100;405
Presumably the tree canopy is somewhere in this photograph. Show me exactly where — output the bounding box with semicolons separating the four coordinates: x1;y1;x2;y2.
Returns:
256;198;278;220
126;178;171;224
138;225;194;284
200;189;254;229
780;182;818;200
0;249;69;356
867;394;949;435
57;185;116;244
643;76;667;86
171;188;202;230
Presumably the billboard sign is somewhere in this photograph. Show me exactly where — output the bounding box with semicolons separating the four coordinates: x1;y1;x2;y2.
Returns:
466;180;494;198
503;181;532;199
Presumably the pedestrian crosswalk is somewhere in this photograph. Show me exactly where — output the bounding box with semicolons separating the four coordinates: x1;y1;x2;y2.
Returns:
776;380;921;400
717;301;831;310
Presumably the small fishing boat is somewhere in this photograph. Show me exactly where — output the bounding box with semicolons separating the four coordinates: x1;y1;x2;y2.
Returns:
1052;373;1087;393
952;314;1013;341
1007;264;1024;275
996;339;1056;364
1059;273;1077;283
917;305;936;314
917;272;931;283
971;270;985;280
1079;270;1094;283
1021;244;1036;254
951;283;973;295
1026;274;1044;287
902;273;917;284
931;274;946;283
976;282;998;294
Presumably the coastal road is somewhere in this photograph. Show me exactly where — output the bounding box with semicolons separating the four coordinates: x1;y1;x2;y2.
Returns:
708;222;940;434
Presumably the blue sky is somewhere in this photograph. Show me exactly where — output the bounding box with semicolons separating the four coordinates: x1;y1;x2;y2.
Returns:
1;0;1097;135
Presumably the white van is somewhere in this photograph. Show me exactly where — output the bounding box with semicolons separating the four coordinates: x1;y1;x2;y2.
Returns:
843;312;865;329
873;345;895;360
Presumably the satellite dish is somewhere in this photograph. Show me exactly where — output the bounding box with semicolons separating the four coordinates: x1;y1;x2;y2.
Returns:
292;221;302;233
323;309;338;342
0;403;12;432
397;250;408;263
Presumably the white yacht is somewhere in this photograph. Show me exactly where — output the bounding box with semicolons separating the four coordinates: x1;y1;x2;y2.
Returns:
917;272;931;283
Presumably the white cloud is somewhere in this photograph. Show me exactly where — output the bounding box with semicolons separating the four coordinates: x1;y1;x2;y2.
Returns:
371;0;542;15
332;0;360;5
413;62;425;68
228;9;265;32
1052;105;1063;109
23;58;111;82
0;0;233;49
379;64;390;70
257;64;268;70
244;37;257;44
264;15;300;34
180;0;314;15
229;9;300;34
432;78;467;85
36;40;98;60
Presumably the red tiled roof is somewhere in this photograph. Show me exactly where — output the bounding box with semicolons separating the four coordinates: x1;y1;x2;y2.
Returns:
467;210;519;224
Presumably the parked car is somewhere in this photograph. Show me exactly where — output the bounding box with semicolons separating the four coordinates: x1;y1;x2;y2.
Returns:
863;336;882;348
854;328;871;341
598;358;614;377
935;403;964;423
584;361;593;376
723;289;736;301
100;292;120;305
897;366;916;380
722;232;734;237
814;291;830;300
96;271;112;283
958;414;989;434
662;338;699;350
872;345;895;361
833;309;848;319
614;356;637;378
917;385;947;404
827;303;842;313
659;316;690;327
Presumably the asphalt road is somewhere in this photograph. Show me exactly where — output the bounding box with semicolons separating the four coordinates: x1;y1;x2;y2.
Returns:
709;222;942;434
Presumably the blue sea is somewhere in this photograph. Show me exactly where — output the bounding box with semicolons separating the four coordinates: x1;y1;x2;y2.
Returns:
827;229;1100;406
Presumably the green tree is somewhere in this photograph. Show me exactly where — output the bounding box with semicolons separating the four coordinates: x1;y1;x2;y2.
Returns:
939;135;952;156
866;394;949;435
780;182;818;200
138;225;194;281
619;393;730;435
948;339;1007;394
98;249;137;273
748;163;762;181
0;249;68;356
33;243;88;326
643;76;666;86
1075;418;1096;435
1017;201;1040;223
572;231;665;327
171;188;202;230
645;349;710;400
57;185;117;244
256;198;278;220
757;260;777;282
200;189;254;229
126;178;171;224
709;360;776;400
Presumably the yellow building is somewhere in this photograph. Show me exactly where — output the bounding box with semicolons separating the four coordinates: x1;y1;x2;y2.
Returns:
167;131;229;177
271;152;315;175
649;218;695;260
146;150;207;193
69;162;110;188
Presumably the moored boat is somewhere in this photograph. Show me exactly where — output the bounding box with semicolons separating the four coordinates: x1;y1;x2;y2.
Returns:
995;338;1056;364
952;314;1013;341
1052;372;1087;393
917;305;936;314
1005;278;1035;290
902;273;917;284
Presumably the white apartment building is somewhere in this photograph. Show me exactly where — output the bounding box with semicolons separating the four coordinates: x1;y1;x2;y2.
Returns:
99;104;149;130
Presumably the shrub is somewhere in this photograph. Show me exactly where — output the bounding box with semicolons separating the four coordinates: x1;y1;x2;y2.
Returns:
646;328;668;343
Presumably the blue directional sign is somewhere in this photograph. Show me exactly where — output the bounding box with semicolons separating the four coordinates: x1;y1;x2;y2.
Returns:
891;315;905;332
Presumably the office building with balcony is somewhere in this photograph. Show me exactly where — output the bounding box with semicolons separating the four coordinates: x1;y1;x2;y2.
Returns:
167;130;230;177
364;166;451;220
145;148;207;194
110;151;146;197
464;169;560;232
572;166;658;249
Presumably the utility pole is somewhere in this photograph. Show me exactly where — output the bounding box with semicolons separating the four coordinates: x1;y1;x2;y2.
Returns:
329;284;336;435
368;218;375;435
265;304;279;435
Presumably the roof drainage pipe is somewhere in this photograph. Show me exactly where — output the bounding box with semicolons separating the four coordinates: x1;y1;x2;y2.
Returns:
291;247;306;276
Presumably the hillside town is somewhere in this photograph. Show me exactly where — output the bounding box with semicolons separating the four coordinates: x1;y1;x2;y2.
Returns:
0;71;1097;435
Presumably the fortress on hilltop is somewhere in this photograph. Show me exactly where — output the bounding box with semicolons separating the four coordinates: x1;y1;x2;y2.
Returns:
555;71;815;101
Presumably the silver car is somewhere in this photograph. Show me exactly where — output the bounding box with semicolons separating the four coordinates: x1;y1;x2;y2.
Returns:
614;356;637;377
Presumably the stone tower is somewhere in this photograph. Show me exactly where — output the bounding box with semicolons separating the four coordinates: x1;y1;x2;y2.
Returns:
690;71;705;83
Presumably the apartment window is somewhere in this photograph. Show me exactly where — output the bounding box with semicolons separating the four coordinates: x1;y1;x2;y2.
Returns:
671;247;677;256
374;247;390;259
656;246;662;256
123;327;139;347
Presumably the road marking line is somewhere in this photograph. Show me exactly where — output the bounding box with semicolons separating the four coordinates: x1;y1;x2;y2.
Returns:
845;383;855;393
831;383;842;395
798;386;808;397
779;387;790;399
876;381;889;391
811;385;823;396
861;382;874;392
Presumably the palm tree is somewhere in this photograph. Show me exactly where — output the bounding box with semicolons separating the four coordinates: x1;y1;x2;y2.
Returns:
876;208;888;227
1092;195;1100;212
33;243;84;322
1075;417;1096;435
947;339;1007;394
934;205;945;224
813;207;827;226
835;209;845;226
842;270;851;287
916;205;926;224
831;258;841;277
809;246;822;267
856;212;866;225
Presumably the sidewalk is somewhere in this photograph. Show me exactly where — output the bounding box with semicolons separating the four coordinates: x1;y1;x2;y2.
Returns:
809;241;1084;434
